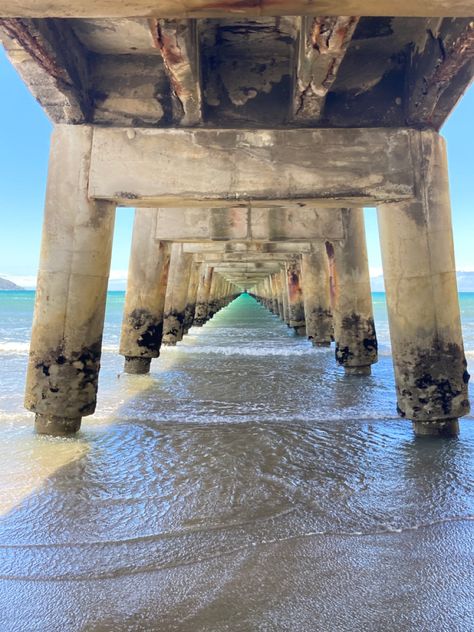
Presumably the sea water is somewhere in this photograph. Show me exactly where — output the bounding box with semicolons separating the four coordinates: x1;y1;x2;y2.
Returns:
0;291;472;631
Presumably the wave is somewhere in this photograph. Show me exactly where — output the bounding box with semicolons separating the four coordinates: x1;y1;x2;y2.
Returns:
166;345;320;357
0;342;119;355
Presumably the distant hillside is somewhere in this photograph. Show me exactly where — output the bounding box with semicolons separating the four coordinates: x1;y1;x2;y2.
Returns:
0;276;22;290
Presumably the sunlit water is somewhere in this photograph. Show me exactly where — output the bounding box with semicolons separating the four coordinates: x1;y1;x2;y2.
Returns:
0;291;473;631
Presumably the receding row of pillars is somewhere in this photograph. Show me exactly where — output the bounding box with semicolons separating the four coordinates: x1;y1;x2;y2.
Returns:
120;232;239;377
23;127;470;438
251;209;377;378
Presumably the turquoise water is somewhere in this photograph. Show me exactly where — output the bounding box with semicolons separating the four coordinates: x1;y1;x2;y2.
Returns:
3;289;474;357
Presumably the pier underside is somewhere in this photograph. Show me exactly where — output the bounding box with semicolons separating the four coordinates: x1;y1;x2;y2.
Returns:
0;3;472;436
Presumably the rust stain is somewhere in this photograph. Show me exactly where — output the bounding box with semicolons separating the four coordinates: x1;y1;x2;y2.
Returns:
0;18;71;85
426;23;474;96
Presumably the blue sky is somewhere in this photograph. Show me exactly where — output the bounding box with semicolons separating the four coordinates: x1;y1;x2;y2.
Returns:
0;46;472;287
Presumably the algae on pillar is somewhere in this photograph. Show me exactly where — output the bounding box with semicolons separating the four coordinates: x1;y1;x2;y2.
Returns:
183;261;201;334
163;243;194;345
120;209;171;374
194;265;214;326
286;257;306;335
378;131;469;436
25;125;115;435
327;208;377;375
301;243;333;346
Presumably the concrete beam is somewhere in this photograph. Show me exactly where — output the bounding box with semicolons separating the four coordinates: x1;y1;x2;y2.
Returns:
0;18;91;123
1;1;473;18
149;18;202;126
89;127;417;207
292;16;359;123
407;19;474;130
182;242;313;254
151;207;344;241
193;253;297;262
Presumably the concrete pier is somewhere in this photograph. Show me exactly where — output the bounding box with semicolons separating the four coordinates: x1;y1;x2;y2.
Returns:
286;257;306;335
378;131;470;436
120;210;171;374
162;243;194;345
25;126;115;435
301;244;333;346
328;209;378;375
194;265;214;327
4;9;471;436
183;262;201;335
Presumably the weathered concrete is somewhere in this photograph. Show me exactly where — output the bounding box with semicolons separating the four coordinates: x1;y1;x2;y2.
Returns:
183;261;201;334
89;127;416;207
162;243;193;344
327;208;378;375
150;18;202;126
151;207;345;241
293;16;359;123
378;131;470;435
1;1;472;18
301;243;333;346
286;257;306;335
25;126;115;435
194;264;213;326
280;269;290;326
120;209;171;374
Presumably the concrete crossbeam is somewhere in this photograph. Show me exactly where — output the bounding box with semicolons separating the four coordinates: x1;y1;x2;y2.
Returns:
1;1;472;18
88;127;417;207
182;242;313;254
151;207;344;242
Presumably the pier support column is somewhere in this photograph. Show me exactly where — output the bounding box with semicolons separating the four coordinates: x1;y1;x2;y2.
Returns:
194;265;213;326
120;210;171;374
301;243;333;346
162;243;193;345
281;269;290;326
183;261;200;334
378;131;469;436
327;208;378;375
25;125;115;435
286;257;306;335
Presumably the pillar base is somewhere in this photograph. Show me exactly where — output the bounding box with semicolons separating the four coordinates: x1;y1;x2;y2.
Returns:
293;326;307;336
344;365;371;376
124;356;152;374
35;414;81;436
413;419;459;437
312;340;331;347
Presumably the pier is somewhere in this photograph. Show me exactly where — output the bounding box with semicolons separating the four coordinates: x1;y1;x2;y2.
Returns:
1;4;473;437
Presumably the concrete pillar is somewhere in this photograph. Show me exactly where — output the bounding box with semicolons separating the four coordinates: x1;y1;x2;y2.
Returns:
162;243;193;345
183;261;201;334
25;126;115;436
194;265;213;326
207;271;220;318
301;243;333;346
270;274;280;315
275;274;285;320
378;131;469;436
327;208;378;375
281;269;290;325
120;210;171;374
286;257;306;335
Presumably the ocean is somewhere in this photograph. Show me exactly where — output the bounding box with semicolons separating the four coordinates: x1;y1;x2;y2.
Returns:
0;290;473;631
